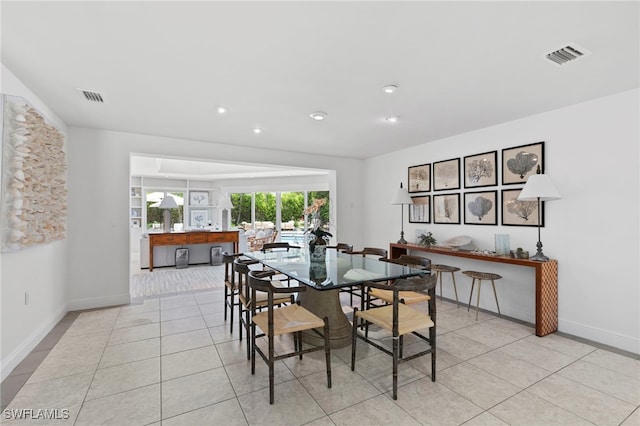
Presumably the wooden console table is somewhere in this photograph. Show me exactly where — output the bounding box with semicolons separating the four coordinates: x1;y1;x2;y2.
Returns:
149;231;239;271
390;243;558;336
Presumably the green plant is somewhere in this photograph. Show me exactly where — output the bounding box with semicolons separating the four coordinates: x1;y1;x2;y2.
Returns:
418;232;437;247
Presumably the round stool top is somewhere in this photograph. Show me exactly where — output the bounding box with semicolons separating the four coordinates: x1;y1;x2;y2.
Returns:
432;264;461;273
462;270;502;280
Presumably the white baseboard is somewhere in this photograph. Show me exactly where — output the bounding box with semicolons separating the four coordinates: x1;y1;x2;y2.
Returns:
559;318;640;355
0;306;68;382
66;293;131;311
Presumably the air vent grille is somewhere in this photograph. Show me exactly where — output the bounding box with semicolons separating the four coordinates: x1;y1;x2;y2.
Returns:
78;89;104;102
545;43;591;66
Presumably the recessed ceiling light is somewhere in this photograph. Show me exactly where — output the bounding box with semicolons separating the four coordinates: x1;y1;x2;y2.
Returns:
383;85;398;94
386;116;399;123
253;127;262;134
217;106;227;114
309;111;328;121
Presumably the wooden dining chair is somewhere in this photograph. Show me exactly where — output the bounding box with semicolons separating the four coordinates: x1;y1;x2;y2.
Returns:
234;258;295;359
222;252;252;333
341;247;388;306
326;243;353;253
351;274;437;400
248;270;331;404
367;254;432;307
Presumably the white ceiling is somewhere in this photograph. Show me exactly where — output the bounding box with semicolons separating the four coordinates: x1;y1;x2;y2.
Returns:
2;1;638;165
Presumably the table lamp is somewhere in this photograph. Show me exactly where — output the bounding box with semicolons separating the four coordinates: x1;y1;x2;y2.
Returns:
517;172;561;261
158;192;178;232
391;182;413;244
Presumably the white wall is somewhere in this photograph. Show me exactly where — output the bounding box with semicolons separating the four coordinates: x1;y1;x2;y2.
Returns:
66;128;365;310
1;65;69;379
363;89;640;354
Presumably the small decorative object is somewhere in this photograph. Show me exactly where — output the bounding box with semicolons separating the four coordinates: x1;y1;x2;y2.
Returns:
309;262;329;285
408;163;431;193
502;141;545;185
175;248;189;269
495;234;510;255
511;248;530;259
417;232;437;247
433;158;461;191
443;235;473;250
304;198;332;262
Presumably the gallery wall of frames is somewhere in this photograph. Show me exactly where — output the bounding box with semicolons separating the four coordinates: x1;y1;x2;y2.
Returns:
407;141;544;228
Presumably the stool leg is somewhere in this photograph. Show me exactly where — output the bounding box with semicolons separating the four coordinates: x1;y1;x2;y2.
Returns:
437;271;443;302
451;272;459;307
475;280;482;321
491;280;501;317
467;278;475;312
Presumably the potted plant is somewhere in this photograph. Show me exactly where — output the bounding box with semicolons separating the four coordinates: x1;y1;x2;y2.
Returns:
304;198;333;261
418;231;437;247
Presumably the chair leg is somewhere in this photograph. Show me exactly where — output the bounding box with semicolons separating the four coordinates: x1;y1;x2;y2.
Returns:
451;272;460;307
491;280;501;317
429;323;436;382
229;291;235;334
268;325;275;405
251;321;256;375
392;335;399;400
351;309;358;371
323;318;331;389
475;280;482;321
224;285;229;321
245;306;251;360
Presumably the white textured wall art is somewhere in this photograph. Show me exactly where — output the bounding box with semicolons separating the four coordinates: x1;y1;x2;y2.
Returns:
1;95;67;251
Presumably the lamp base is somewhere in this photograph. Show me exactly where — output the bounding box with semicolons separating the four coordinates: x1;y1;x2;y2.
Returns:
529;241;549;262
163;209;171;233
397;231;407;245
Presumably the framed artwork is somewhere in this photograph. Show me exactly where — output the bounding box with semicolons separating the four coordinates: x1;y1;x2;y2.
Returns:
502;141;545;185
409;195;430;223
433;193;460;224
408;163;431;193
464;150;497;188
501;188;543;227
189;191;209;206
464;190;498;225
190;209;209;227
433;158;460;191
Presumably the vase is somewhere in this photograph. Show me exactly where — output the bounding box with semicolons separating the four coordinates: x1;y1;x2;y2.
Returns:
309;239;327;262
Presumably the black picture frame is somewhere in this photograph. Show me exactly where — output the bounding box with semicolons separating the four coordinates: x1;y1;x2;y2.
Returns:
408;163;431;193
501;188;544;227
409;195;430;223
433;158;460;191
464;190;498;225
502;141;545;185
433;193;460;224
464;150;497;188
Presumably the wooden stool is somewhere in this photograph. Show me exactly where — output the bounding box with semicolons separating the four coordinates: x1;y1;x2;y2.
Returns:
463;271;502;320
431;264;460;306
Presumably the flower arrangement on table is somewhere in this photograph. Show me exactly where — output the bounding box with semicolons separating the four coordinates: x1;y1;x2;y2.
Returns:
304;198;333;255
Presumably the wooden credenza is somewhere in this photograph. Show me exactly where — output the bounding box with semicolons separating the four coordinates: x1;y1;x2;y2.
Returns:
149;231;239;271
390;243;558;337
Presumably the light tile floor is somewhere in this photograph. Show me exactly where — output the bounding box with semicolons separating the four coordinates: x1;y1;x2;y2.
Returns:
2;288;639;425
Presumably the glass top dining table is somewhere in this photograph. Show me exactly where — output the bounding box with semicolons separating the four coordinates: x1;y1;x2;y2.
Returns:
244;247;428;348
244;248;427;290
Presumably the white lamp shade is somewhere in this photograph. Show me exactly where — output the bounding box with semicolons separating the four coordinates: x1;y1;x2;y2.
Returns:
158;193;179;209
391;183;413;205
518;174;561;201
218;193;233;210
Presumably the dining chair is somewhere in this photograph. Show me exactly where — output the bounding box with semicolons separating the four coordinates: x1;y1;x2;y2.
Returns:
234;257;295;360
367;254;432;307
326;243;353;253
248;269;331;404
351;274;437;400
222;252;252;332
341;247;388;306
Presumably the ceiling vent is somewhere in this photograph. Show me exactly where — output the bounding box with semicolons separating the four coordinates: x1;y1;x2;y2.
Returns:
544;43;591;66
77;89;104;103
